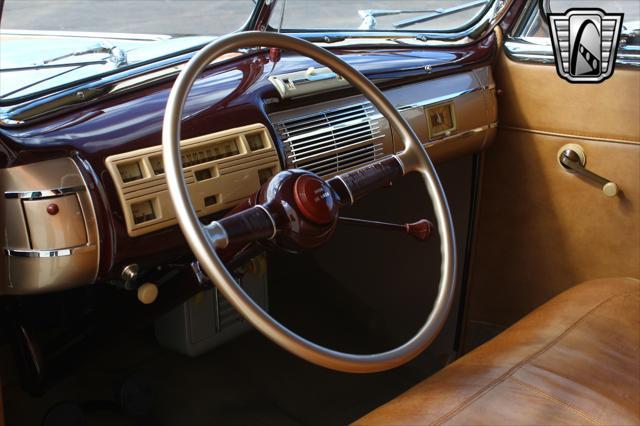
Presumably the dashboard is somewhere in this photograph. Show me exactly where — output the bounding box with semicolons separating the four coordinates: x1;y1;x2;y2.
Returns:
0;38;498;295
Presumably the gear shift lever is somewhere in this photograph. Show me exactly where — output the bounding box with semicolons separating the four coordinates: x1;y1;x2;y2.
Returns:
339;217;434;241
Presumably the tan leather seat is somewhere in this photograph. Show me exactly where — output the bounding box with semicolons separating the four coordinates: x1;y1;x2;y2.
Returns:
356;278;640;425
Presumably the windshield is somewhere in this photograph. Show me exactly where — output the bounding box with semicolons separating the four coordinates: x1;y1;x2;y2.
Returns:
0;0;255;103
0;0;493;104
269;0;491;32
0;0;254;35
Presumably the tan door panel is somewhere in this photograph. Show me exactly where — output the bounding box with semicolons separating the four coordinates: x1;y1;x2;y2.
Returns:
496;54;640;143
464;52;640;343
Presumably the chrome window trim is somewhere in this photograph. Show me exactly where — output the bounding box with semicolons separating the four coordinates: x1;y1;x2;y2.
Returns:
505;36;640;67
504;3;640;68
4;185;86;200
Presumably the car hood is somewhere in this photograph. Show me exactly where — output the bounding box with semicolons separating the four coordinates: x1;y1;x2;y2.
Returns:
0;31;215;103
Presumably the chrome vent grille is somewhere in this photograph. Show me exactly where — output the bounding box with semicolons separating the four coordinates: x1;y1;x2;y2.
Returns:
273;102;384;177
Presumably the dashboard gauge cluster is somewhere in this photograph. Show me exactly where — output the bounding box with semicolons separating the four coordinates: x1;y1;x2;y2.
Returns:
105;124;280;237
117;161;144;183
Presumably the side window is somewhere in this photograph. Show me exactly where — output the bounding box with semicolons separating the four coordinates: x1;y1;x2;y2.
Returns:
508;1;639;65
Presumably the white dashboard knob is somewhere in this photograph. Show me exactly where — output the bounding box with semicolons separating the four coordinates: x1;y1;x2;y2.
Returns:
137;283;158;305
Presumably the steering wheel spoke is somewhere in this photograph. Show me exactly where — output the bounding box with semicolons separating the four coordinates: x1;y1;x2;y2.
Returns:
207;204;277;250
328;155;404;206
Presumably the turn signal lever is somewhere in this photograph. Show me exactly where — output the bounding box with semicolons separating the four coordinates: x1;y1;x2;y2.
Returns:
339;217;434;241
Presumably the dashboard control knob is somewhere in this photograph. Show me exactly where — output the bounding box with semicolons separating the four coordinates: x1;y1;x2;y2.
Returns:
121;264;139;282
46;203;59;215
137;283;158;305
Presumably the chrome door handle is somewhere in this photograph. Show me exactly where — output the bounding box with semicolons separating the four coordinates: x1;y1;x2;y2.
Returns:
558;144;619;197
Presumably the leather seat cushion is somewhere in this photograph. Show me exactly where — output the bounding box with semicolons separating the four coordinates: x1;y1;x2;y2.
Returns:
356;277;640;425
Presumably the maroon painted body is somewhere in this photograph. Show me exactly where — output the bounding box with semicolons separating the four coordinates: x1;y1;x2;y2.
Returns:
0;35;497;280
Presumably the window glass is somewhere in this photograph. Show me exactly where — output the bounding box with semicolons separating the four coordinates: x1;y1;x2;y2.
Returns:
1;0;254;35
0;0;255;102
523;1;640;42
269;0;492;32
546;1;637;16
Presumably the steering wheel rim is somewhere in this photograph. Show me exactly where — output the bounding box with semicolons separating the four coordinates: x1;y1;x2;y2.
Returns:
162;31;456;373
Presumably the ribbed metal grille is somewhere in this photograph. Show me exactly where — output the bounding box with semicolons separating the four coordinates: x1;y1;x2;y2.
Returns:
273;102;384;177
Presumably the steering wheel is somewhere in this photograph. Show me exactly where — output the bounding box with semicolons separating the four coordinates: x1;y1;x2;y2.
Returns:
162;31;456;373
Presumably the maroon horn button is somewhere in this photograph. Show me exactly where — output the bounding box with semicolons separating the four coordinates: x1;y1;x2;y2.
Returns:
293;175;337;225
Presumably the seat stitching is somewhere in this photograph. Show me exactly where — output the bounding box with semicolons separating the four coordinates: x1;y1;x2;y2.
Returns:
431;289;637;425
509;377;603;425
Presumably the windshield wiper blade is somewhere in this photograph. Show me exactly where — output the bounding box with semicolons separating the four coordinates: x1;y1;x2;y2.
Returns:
393;0;489;29
359;9;444;18
51;41;127;68
358;8;446;30
3;41;129;72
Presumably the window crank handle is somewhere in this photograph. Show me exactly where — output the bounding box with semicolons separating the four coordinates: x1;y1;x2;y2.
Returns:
559;147;619;197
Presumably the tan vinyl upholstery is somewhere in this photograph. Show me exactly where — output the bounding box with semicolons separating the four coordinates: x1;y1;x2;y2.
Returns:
356;278;640;425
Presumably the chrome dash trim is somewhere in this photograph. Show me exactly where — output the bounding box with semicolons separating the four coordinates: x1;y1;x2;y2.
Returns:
396;85;489;113
4;185;86;200
426;124;493;145
4;248;73;257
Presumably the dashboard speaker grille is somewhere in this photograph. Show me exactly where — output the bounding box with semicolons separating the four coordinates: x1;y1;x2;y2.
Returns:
273;102;383;177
